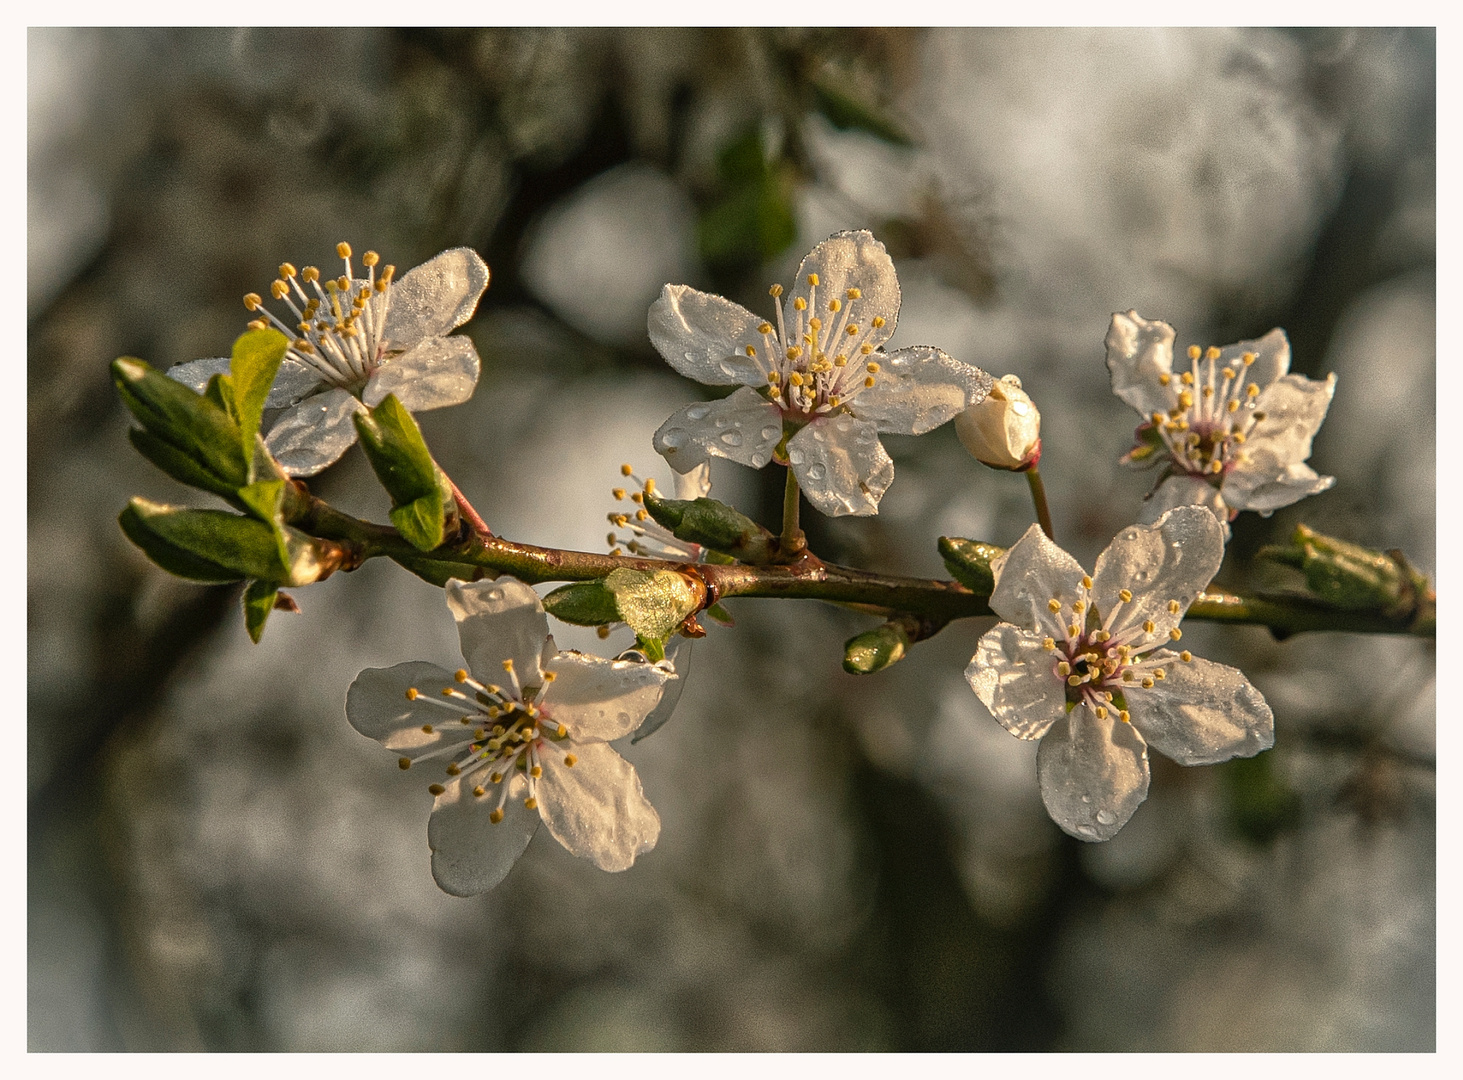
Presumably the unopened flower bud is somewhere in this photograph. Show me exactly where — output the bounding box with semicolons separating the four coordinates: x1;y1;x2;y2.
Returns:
955;374;1041;470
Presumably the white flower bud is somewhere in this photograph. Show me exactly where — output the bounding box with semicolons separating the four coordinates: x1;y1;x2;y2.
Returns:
955;374;1041;470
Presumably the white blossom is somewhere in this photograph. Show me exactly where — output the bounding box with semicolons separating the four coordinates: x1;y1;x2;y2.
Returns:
1106;310;1336;531
965;507;1274;841
170;244;489;477
346;578;670;896
648;230;992;516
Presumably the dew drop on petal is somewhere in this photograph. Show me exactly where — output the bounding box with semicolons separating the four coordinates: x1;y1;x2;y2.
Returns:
686;404;710;421
662;429;688;448
1081;794;1092;804
717;360;741;378
807;463;826;481
1125;530;1138;541
720;431;743;447
486;588;504;601
714;415;730;428
1096;809;1116;825
788;448;805;465
761;425;780;440
1076;824;1099;839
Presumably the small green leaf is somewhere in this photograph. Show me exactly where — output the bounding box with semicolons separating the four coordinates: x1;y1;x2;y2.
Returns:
843;622;910;675
644;492;777;564
353;394;452;551
118;504;247;583
605;567;700;642
229;327;289;475
112;357;248;492
122;497;290;583
243;579;279;643
809;73;912;146
542;580;621;627
1258;524;1427;615
237;479;290;567
636;635;666;663
939;537;1006;596
128;429;239;499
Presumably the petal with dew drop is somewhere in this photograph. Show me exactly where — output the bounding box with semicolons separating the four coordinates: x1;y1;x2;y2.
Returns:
366;335;480;412
540;650;671;743
852;345;993;435
428;773;539;896
1105;311;1179;420
987;523;1087;635
1127;651;1274;766
1091;506;1224;642
967;624;1067;740
536;742;660;873
786;231;900;355
648;284;768;387
787;414;893;517
264;387;365;477
446;578;549;688
346;661;486;757
652;386;783;474
1036;707;1150;842
382;247;490;348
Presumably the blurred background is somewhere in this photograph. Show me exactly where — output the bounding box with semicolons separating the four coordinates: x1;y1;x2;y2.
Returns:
28;27;1435;1051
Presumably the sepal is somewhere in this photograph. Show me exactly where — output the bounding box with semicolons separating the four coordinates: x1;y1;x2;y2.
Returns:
542;580;621;627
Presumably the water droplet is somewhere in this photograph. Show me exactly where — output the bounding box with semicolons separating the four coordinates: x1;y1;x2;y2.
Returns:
1076;824;1099;839
807;463;826;481
1095;809;1116;825
720;431;743;447
661;429;687;448
788;448;805;465
1081;794;1092;804
686;404;710;421
1125;530;1138;540
761;425;780;440
717;360;740;377
486;589;504;601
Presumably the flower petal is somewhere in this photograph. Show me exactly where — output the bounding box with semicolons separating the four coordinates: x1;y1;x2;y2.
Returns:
1128;651;1274;765
1221;372;1337;512
382;247;490;348
631;637;690;744
540;650;671;742
851;345;993;435
536;741;660;872
787;230;900;353
1105;311;1178;419
428;774;539;896
1092;506;1225;641
1220;327;1290;391
647;284;767;386
267;357;327;407
966;624;1067;740
166;356;231;394
1225;462;1335;515
787;414;893;517
652;386;783;473
264;387;365;477
1139;473;1231;531
671;462;712;501
445;578;549;688
987;523;1087;634
365;335;481;412
1036;708;1150;842
346;661;477;755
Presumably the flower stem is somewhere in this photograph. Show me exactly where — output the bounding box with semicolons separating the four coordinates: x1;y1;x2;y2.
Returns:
445;476;493;539
1025;467;1054;541
780;466;805;555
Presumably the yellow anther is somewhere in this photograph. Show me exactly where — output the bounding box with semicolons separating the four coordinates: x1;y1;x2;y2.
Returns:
1143;620;1156;634
1221;367;1236;380
757;323;773;336
555;723;566;738
501;659;514;672
846;287;862;300
828;298;842;312
1210;460;1224;474
440;688;454;697
745;345;757;357
301;266;320;283
1247;385;1261;400
866;362;880;374
834;355;847;367
864;377;875;388
630;491;643;503
845;324;860;336
446;763;461;776
1119;589;1133;603
1233;431;1246;443
1068;625;1080;637
1187;345;1202;360
270;280;287;299
871;316;886;329
1242;351;1256;366
809;317;822;331
487;807;504;824
1179;390;1194;409
1169;627;1182;641
1119;711;1131;724
612;488;626;501
455;669;469;683
1094;630;1110;643
362;250;379;267
860;344;873;355
564;753;578;767
1228;399;1240;413
1072;600;1085;614
1043;637;1056;650
1180;650;1193;662
1167;600;1181;614
421;724;434;734
379;264;395;285
1141;677;1155;689
621;463;634;476
1206;346;1221;360
294;339;313;353
786;346;802;361
1057;661;1071;676
468;784;484;798
807;273;819;286
1068;675;1084;687
1202;386;1214;398
398;757;411;771
794;297;807;311
596;626;611;639
524;797;538;810
1180;371;1195;385
1123;670;1135;682
429;783;445;796
1159;373;1171;386
1095;706;1108;719
530;765;542;778
1154;669;1166;680
243;292;263;310
1081;575;1093;589
336;242;352;259
770;284;784;297
406;687;419;701
636;509;649;521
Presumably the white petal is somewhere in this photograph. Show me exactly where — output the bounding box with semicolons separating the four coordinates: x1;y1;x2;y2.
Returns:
1105;311;1178;419
382;247;490;347
787;415;893;517
267;358;326;407
1221;372;1337;512
671;463;712;501
428;774;538;896
851;345;993;435
540;650;671;742
263;387;365;477
1036;708;1150;842
631;637;690;743
987;523;1087;634
647;284;767;386
787;230;900;352
1092;506;1225;641
1226;462;1335;515
966;624;1067;740
365;335;481;411
446;578;549;687
1128;651;1274;765
1140;473;1231;532
652;387;783;473
536;742;660;872
1219;327;1290;390
346;661;475;755
166;356;231;394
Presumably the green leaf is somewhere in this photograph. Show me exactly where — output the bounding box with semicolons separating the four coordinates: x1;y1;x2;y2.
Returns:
353;394;452;551
1258;524;1427;615
643;492;777;564
237;479;290;567
119;503;247;583
939;537;1006;596
542;580;621;627
229;327;289;475
809;76;912;146
128;428;239;499
112;357;248;492
122;497;291;583
243;579;279;643
842;622;910;675
604;567;699;642
388;554;491;589
204;372;238;420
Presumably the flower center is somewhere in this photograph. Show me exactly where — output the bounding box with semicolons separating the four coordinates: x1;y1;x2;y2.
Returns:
243;241;397;396
1040;578;1194;721
744;275;887;420
1144;345;1268;479
399;659;576;823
